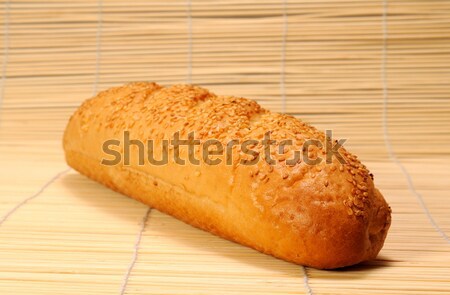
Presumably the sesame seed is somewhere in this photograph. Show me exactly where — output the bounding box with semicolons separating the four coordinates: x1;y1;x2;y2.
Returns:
353;198;363;209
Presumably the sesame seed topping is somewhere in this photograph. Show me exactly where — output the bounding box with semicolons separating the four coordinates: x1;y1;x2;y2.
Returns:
81;82;377;221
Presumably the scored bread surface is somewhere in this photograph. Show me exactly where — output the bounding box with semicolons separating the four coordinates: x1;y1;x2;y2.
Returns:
63;82;391;269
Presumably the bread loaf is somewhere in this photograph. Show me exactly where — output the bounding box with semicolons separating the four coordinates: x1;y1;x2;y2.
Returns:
63;82;391;269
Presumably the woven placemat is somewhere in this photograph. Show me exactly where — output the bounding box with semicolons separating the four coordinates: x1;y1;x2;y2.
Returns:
0;1;449;294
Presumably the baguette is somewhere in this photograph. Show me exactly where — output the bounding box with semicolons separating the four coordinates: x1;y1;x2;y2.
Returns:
63;82;391;269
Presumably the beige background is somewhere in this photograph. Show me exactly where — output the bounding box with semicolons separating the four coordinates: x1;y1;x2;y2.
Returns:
0;0;449;294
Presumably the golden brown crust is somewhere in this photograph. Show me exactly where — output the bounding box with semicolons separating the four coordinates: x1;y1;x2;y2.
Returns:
63;82;391;269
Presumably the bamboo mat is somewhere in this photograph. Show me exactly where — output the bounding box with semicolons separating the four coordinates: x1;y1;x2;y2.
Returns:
0;0;449;294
